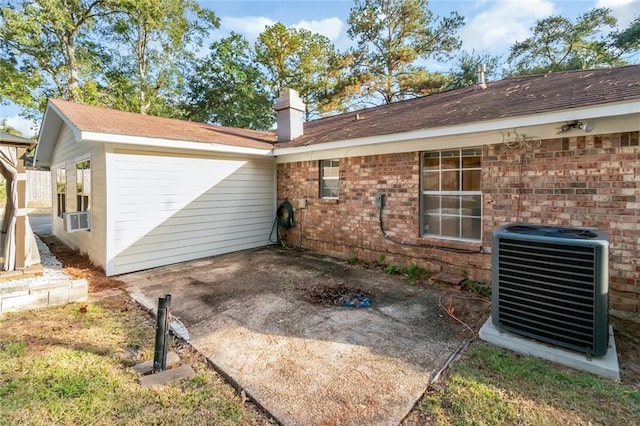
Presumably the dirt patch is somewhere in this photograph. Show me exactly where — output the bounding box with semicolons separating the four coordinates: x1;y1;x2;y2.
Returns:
304;283;373;307
40;235;126;292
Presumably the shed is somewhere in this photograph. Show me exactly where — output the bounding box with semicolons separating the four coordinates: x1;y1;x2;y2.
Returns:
34;100;276;275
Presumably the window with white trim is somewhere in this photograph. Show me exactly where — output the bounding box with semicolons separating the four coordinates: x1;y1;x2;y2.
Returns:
76;160;91;212
56;167;66;218
320;159;339;199
421;148;482;240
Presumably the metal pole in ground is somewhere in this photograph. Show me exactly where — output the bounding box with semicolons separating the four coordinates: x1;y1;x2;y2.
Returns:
153;294;172;373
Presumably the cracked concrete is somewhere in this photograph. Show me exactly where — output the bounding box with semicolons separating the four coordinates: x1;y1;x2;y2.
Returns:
121;246;477;425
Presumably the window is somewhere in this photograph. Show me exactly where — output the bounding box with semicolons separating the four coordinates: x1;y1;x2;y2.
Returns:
76;160;91;212
421;148;482;240
56;167;66;218
320;159;339;199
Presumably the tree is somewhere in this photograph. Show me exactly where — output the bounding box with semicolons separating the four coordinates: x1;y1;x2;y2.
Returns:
610;16;640;58
447;50;502;89
102;0;218;117
184;33;274;130
0;118;23;136
255;22;346;120
0;0;119;111
313;50;365;115
507;8;629;75
347;0;463;104
0;57;41;109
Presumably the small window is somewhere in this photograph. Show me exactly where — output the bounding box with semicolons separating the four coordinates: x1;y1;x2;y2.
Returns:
320;159;339;199
76;160;91;212
56;168;66;218
421;148;482;241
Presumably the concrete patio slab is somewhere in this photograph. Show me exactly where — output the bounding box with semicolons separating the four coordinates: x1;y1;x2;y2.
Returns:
121;247;480;425
479;317;620;381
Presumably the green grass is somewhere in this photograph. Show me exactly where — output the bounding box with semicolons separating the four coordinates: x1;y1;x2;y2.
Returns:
384;263;401;274
0;297;267;425
413;343;640;425
404;262;428;284
460;277;491;298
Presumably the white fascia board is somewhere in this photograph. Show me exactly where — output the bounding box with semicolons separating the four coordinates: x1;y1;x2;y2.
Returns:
34;103;83;168
49;102;84;143
273;100;640;159
81;132;274;157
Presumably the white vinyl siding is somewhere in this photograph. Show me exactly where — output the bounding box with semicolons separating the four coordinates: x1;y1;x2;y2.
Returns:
50;125;107;269
108;149;275;275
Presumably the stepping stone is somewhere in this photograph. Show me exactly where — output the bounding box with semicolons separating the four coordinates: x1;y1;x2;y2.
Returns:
139;365;195;388
132;351;180;375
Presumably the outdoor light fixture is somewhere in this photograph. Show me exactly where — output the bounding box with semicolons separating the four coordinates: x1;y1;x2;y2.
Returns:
559;120;594;133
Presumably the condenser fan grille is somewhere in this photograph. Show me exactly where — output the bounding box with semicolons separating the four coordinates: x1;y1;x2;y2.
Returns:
497;238;596;349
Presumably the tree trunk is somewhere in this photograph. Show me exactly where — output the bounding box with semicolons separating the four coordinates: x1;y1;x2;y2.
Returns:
137;28;149;114
66;37;81;101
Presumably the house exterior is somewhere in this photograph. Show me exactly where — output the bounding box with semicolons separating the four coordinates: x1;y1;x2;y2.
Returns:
35;100;276;275
35;65;640;313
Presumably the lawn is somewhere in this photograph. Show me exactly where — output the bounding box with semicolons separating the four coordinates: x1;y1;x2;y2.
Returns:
403;341;640;425
0;293;271;425
2;238;639;425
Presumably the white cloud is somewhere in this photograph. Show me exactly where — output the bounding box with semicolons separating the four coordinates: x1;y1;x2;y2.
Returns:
2;115;37;139
219;16;276;43
459;0;556;54
218;15;348;47
293;17;344;42
596;0;640;27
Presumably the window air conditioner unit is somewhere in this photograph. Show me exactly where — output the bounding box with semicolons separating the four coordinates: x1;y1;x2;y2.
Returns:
64;211;91;233
492;224;609;356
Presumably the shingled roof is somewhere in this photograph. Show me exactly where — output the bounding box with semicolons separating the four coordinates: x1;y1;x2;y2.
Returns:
48;99;276;149
278;64;640;148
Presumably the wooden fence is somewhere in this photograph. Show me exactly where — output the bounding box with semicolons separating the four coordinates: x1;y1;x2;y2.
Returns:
0;169;51;208
27;169;52;208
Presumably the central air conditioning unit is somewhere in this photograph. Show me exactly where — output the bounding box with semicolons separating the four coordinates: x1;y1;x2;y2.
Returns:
492;224;609;356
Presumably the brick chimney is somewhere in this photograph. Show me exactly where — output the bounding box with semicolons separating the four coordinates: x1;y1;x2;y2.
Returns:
274;88;305;142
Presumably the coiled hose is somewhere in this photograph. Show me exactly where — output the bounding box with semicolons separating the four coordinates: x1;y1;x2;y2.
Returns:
269;200;301;249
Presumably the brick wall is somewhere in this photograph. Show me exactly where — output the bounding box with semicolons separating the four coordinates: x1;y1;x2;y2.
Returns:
484;131;639;312
277;131;639;313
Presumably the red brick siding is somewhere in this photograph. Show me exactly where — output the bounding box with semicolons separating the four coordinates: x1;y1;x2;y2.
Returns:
277;131;640;313
484;132;639;313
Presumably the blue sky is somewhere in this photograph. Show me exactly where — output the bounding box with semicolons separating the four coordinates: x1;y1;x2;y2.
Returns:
2;0;639;137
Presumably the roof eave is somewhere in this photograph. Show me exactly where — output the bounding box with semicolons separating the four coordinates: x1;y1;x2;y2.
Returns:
0;132;34;147
274;99;640;158
34;101;83;169
82;132;274;156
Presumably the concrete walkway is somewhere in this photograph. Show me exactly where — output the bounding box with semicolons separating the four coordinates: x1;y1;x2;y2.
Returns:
121;247;475;426
29;213;52;235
